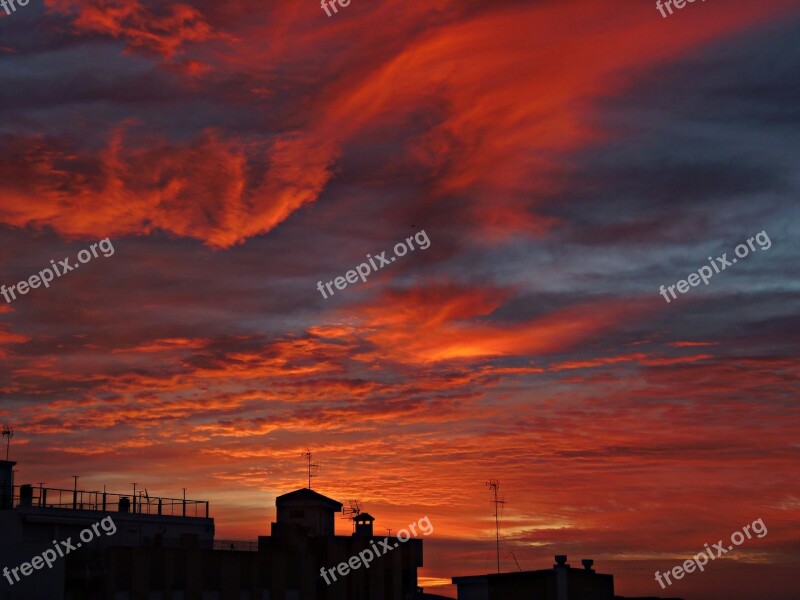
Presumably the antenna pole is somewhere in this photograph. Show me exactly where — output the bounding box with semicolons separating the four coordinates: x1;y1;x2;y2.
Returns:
486;480;505;574
302;450;319;489
1;425;12;461
341;499;362;532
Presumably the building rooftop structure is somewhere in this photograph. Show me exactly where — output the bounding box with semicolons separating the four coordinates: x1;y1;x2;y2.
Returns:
453;555;612;600
10;480;209;518
263;486;424;598
453;556;683;600
2;456;210;518
0;457;216;600
1;457;424;600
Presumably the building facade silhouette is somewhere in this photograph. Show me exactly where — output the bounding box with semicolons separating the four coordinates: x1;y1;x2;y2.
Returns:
0;460;423;600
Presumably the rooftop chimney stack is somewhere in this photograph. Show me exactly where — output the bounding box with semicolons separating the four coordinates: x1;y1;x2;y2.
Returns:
582;559;595;573
554;555;569;569
354;512;375;537
0;459;17;510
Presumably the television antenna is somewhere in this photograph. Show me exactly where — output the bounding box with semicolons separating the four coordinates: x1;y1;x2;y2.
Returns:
486;480;506;574
139;489;151;512
1;425;13;461
302;449;320;489
341;499;362;532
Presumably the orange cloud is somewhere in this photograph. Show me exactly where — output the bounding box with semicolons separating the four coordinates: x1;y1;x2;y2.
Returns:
340;285;651;364
550;352;713;371
2;0;795;247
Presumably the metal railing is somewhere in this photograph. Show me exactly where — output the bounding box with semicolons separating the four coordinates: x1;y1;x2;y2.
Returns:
12;485;210;518
213;540;259;552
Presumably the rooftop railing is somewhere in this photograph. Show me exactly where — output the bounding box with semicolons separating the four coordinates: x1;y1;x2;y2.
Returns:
213;540;259;552
11;485;210;518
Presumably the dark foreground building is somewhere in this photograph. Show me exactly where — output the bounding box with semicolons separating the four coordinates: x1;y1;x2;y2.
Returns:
452;556;683;600
0;459;423;600
453;556;613;600
0;459;214;600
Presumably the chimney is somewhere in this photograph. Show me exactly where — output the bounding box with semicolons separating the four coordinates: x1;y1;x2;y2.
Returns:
354;513;375;537
20;484;33;507
554;555;570;600
582;559;595;573
0;460;16;510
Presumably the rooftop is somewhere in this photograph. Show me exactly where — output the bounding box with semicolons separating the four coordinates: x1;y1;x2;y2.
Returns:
275;487;343;510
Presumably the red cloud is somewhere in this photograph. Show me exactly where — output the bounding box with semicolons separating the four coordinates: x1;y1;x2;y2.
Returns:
328;285;652;365
2;0;794;247
45;0;218;58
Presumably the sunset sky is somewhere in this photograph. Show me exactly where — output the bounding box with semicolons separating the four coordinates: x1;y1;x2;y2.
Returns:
1;0;799;598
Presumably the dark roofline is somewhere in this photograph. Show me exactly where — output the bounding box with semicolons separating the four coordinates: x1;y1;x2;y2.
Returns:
453;568;612;583
275;488;343;510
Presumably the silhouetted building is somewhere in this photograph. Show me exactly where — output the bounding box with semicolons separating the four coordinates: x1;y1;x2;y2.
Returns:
1;460;423;600
453;556;683;600
0;460;213;600
270;487;343;537
259;488;423;599
453;555;613;600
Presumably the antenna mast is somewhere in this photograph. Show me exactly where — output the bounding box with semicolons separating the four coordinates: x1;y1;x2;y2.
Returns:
1;425;13;461
341;500;362;533
302;449;319;489
486;480;505;573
